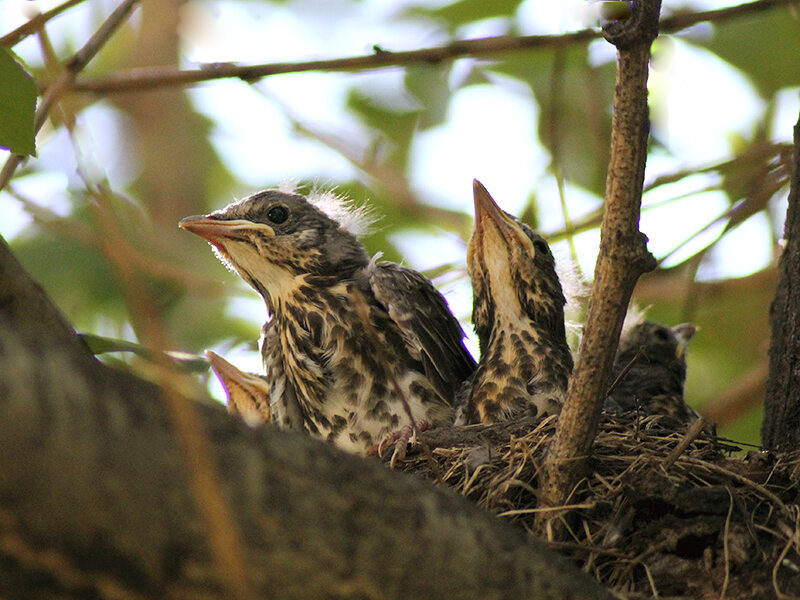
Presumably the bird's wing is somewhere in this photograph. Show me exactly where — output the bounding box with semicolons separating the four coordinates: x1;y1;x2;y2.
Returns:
368;261;476;402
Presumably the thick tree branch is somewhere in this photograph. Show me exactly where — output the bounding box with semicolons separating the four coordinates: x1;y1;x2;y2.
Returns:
763;111;800;451
62;0;794;95
538;1;660;523
0;235;613;599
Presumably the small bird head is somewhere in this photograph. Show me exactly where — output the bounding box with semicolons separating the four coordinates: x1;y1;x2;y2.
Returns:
467;180;566;350
617;321;697;366
206;350;271;427
180;190;370;310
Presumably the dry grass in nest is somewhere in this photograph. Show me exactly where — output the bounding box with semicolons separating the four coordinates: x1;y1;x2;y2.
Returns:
396;413;800;599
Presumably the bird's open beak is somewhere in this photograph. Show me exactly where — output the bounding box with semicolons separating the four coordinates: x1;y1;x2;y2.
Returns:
671;323;698;359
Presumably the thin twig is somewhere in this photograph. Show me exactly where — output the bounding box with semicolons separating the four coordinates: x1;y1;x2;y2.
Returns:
662;417;708;470
720;486;734;599
678;455;788;512
0;0;88;47
605;348;644;396
65;0;796;95
498;502;595;516
90;187;256;600
0;0;141;194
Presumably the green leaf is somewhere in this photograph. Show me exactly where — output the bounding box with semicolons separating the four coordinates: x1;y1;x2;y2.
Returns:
696;6;800;98
491;45;615;197
404;63;453;130
0;47;37;155
346;89;419;172
406;0;525;30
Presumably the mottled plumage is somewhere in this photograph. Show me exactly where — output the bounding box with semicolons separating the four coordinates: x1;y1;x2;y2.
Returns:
461;180;573;424
206;350;271;427
606;321;699;423
180;189;475;453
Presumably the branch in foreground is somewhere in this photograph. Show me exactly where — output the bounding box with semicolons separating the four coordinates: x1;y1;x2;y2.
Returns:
0;235;612;600
65;0;793;95
538;0;660;525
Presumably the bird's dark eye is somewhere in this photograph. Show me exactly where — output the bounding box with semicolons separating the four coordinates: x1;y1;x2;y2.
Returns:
654;327;671;342
267;205;289;224
534;240;549;254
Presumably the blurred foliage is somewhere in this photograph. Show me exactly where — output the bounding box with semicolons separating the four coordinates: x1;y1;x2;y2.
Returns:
0;47;36;155
1;0;798;445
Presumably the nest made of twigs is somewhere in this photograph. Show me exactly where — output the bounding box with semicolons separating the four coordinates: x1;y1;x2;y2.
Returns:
397;413;800;599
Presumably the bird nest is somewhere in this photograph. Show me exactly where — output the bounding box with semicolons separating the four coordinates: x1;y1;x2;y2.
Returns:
395;414;800;599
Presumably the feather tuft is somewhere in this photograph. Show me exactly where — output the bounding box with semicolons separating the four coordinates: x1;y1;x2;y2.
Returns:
307;187;379;237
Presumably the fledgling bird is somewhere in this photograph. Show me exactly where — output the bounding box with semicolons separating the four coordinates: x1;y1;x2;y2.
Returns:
461;180;573;424
206;350;271;427
180;188;476;454
605;320;700;423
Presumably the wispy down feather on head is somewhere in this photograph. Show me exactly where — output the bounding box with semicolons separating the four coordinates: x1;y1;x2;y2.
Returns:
552;247;590;349
621;303;650;338
277;180;378;237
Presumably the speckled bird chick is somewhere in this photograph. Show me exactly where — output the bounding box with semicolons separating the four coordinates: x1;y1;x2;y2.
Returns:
180;189;476;454
606;320;699;423
461;180;573;424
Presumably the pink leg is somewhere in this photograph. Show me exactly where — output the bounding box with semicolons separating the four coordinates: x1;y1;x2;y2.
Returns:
366;420;431;467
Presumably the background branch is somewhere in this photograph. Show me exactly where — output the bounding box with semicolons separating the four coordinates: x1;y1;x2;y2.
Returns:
0;0;88;47
0;0;140;193
64;0;793;94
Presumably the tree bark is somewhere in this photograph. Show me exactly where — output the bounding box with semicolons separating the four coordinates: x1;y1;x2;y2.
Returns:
0;235;611;599
539;0;660;524
763;112;800;451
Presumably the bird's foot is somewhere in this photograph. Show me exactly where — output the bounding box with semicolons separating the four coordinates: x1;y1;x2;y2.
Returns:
366;420;431;467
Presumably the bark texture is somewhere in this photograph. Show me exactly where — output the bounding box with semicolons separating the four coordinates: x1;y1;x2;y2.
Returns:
763;114;800;451
539;0;660;519
0;235;612;600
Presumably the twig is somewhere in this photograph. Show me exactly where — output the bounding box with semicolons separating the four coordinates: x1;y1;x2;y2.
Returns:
0;0;141;194
678;455;788;512
538;0;661;529
605;348;643;396
66;0;796;95
0;0;88;47
661;417;708;470
89;187;256;600
498;502;595;517
772;529;796;599
720;486;734;599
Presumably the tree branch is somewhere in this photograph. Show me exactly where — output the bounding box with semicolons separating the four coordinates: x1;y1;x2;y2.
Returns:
763;110;800;451
0;0;140;194
0;0;89;47
538;0;660;526
63;0;794;95
0;233;613;599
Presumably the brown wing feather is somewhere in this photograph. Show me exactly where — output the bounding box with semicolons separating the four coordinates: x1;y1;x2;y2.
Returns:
368;261;476;402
